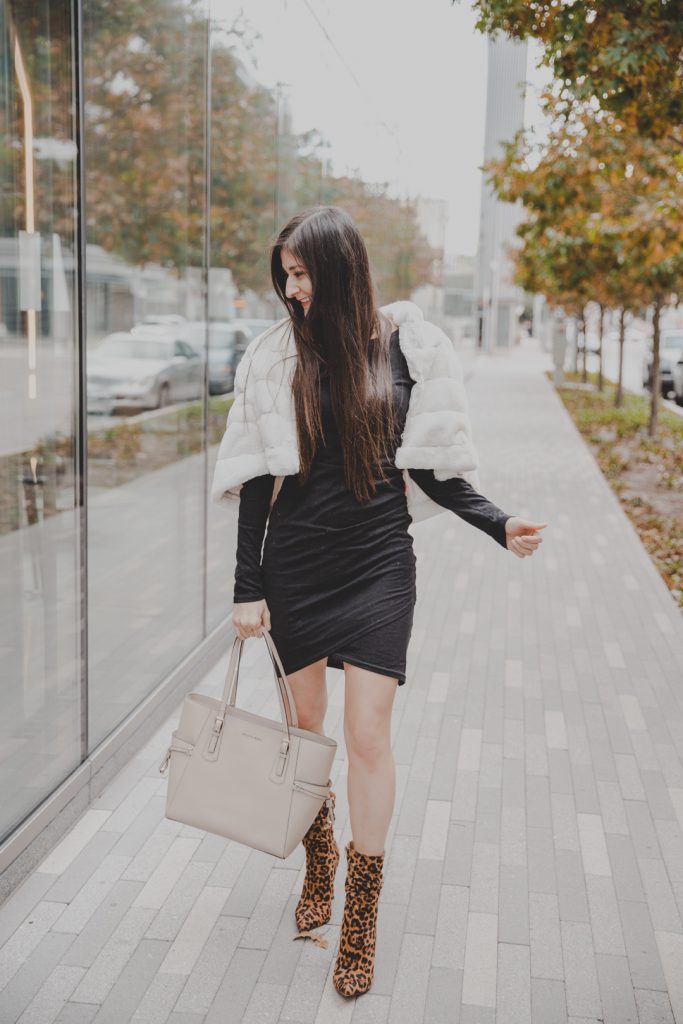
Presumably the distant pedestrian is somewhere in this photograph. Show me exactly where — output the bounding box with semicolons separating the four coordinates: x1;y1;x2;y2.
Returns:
212;204;546;997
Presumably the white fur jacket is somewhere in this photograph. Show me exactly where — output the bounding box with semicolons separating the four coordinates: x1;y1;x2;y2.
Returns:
210;299;481;524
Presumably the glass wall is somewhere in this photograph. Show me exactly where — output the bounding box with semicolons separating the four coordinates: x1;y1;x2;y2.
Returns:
0;0;83;844
205;10;278;628
1;0;441;854
82;0;210;748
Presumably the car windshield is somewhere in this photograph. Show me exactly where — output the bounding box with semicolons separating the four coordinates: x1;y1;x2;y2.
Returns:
181;326;234;350
208;330;235;350
98;336;171;359
662;334;683;349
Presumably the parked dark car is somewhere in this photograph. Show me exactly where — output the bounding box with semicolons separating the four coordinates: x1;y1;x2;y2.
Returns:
643;330;683;398
669;342;683;407
179;322;250;394
235;318;277;344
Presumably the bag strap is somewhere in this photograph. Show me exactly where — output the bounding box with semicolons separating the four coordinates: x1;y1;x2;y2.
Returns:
220;631;299;730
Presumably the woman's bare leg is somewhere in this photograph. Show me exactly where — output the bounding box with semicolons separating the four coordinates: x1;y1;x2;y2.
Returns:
286;657;328;733
343;664;398;856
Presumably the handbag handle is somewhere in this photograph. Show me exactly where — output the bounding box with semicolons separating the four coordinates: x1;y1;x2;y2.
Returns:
221;631;299;731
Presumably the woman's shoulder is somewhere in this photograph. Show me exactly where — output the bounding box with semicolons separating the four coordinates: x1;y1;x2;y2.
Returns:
250;316;291;352
379;300;423;327
371;310;399;339
380;301;451;354
394;316;464;383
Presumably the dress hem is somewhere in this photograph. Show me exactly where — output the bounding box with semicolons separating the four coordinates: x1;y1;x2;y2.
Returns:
329;653;405;686
281;651;406;686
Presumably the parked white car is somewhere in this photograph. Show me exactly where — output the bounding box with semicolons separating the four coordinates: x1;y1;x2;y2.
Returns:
87;331;203;414
643;329;683;399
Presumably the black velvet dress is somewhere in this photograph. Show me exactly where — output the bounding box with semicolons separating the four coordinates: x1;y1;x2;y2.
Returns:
234;329;512;685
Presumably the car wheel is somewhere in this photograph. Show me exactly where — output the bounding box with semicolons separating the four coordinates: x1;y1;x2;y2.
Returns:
158;383;171;408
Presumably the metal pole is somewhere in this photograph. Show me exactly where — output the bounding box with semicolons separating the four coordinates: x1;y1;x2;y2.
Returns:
488;201;501;354
201;8;211;639
73;0;89;761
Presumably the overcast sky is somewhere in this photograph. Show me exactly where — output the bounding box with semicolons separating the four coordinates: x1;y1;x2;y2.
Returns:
213;0;548;256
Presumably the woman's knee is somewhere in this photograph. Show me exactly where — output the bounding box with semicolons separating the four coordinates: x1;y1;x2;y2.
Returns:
343;665;396;765
344;716;391;767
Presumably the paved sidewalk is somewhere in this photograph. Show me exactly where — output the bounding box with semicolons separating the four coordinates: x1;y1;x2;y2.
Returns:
2;343;682;1024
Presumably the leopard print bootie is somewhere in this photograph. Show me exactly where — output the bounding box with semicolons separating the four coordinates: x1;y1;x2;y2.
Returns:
332;840;385;998
294;790;339;942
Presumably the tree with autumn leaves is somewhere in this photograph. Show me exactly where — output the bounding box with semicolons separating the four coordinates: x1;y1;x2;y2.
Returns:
463;0;683;436
463;0;682;140
485;92;683;433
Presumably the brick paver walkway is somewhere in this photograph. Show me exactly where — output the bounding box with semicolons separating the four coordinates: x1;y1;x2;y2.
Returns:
2;343;682;1024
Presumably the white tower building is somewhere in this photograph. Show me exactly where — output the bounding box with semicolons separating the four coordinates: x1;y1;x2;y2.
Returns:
476;34;528;351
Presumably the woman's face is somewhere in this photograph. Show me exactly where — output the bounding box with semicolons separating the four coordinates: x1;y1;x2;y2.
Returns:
281;248;313;315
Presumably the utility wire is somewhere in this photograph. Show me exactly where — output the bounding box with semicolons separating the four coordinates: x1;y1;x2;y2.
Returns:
298;0;405;165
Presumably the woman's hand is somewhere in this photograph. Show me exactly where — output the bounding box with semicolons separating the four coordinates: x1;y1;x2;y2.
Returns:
232;598;272;640
505;517;547;559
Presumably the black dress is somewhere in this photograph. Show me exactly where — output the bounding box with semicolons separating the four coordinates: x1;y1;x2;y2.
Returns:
233;329;512;685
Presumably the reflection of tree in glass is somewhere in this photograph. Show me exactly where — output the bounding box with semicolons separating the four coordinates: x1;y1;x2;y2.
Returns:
83;0;439;299
209;31;279;291
3;3;77;256
83;0;209;270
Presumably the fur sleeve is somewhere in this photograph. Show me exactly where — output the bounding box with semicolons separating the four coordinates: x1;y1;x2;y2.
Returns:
210;342;269;506
395;321;480;489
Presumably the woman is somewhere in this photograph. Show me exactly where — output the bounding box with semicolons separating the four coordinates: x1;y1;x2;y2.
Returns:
212;205;546;998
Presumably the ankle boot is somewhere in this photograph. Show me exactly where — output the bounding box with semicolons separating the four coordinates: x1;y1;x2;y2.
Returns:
332;840;385;997
294;790;339;942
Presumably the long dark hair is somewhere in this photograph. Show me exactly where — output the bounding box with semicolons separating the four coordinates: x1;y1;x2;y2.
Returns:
270;205;396;502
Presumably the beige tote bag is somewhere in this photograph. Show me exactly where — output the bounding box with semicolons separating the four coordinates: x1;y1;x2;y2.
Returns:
158;631;337;859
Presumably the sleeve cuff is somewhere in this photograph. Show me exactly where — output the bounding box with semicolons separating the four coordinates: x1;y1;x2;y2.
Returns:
233;589;265;604
493;513;513;550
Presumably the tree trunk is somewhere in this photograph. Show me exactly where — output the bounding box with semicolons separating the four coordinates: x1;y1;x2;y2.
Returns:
615;307;625;408
597;304;605;392
648;296;662;438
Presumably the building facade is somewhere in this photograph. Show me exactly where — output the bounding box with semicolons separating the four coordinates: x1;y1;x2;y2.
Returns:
475;33;528;351
0;0;273;897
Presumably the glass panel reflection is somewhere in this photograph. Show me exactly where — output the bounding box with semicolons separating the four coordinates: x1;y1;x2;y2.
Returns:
83;0;209;748
205;12;280;626
0;0;82;843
